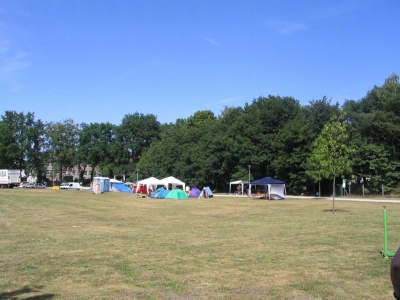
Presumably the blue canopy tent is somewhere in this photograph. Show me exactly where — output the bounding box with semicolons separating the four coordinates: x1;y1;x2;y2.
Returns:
250;177;286;200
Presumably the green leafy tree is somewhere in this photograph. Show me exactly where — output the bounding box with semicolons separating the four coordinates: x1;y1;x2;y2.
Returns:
302;97;340;135
344;73;400;194
272;119;314;194
307;116;352;211
306;139;330;198
0;111;30;170
46;119;80;181
221;96;302;181
115;112;160;178
137;122;184;180
77;122;117;180
25;118;47;182
0;111;46;180
213;106;246;187
138;111;224;188
350;141;398;195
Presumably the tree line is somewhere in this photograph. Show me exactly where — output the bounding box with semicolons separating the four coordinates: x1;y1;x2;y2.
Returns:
0;74;399;196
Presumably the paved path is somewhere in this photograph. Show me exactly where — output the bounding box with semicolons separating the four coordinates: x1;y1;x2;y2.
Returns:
289;195;400;203
216;194;400;204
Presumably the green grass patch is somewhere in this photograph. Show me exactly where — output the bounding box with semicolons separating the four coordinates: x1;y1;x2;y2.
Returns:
0;189;399;299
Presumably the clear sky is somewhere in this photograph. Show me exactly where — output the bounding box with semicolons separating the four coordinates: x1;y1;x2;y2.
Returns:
0;0;399;125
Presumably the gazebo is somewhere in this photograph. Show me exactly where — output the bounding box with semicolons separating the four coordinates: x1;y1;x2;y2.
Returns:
250;177;286;200
229;180;250;195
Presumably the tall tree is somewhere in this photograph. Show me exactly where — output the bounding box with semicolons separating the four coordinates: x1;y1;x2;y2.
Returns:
0;111;29;170
46;119;80;180
272;119;314;194
0;111;46;180
344;73;400;193
115;113;160;177
77;122;117;180
302;97;340;136
137;121;185;180
307;116;352;211
25;118;47;182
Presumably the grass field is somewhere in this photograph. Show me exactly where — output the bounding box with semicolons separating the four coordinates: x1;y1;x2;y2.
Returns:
1;189;399;299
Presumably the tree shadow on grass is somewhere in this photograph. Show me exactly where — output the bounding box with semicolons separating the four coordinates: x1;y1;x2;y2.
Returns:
0;286;56;299
323;209;349;213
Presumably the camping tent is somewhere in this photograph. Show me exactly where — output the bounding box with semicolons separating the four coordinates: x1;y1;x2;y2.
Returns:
150;187;168;199
199;186;213;198
250;177;286;200
165;189;189;200
109;179;133;193
188;187;201;198
137;177;164;194
229;180;250;195
160;176;186;191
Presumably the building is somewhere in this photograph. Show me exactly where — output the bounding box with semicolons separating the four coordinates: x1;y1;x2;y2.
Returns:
46;163;102;182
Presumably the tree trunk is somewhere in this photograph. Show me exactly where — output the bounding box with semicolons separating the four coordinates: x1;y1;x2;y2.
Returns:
318;180;321;197
332;177;336;213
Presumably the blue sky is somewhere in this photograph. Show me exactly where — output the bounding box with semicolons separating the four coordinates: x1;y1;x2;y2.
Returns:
0;0;399;125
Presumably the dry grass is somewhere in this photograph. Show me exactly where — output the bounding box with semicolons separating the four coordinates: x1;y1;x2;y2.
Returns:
0;189;399;299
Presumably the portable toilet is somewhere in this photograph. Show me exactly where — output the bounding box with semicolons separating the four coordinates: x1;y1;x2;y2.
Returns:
93;177;110;194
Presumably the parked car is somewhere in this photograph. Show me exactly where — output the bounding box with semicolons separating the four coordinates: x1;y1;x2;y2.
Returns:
19;182;30;188
59;182;82;190
59;183;69;189
30;183;47;189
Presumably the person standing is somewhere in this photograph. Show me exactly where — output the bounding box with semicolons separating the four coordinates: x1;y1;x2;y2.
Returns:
391;247;400;299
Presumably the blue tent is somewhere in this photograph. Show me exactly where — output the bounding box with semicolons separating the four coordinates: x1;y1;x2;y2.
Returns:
199;186;213;198
250;177;286;200
251;177;285;185
109;180;133;193
150;187;168;199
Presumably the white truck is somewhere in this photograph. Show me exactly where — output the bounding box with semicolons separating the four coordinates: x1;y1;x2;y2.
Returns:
0;169;22;188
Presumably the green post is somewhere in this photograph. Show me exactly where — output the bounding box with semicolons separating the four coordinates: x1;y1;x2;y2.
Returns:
382;206;396;258
383;206;389;257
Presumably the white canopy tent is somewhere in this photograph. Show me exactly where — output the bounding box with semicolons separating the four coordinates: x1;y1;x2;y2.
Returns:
229;180;251;195
160;176;186;191
137;177;164;194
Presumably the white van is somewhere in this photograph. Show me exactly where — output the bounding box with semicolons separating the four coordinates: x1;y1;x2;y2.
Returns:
60;182;82;190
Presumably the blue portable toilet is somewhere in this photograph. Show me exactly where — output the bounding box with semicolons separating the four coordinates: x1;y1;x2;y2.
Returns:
93;177;110;194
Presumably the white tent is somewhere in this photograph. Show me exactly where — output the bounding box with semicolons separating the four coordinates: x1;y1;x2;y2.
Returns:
160;176;186;191
229;180;250;195
137;177;164;194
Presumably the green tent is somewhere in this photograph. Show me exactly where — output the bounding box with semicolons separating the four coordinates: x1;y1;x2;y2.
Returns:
165;189;189;200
